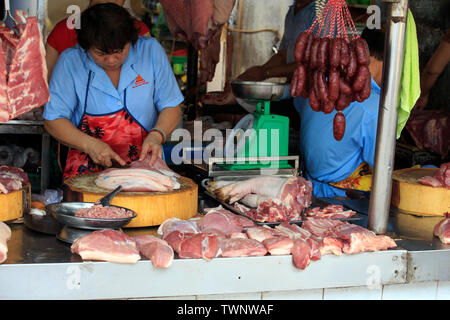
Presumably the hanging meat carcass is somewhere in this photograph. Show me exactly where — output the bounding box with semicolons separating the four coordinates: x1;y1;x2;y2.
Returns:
159;0;236;85
0;10;49;123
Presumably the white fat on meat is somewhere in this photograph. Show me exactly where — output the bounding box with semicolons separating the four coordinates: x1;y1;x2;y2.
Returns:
95;168;180;192
0;221;12;264
262;237;294;255
219;238;267;257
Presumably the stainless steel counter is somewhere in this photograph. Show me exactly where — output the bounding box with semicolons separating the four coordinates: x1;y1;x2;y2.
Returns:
0;197;448;300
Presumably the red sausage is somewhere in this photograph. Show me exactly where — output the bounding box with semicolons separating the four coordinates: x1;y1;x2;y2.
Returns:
317;37;330;70
294;31;311;63
310;37;321;69
333;112;346;141
330;38;342;69
295;64;307;96
303;32;314;64
336;92;353;111
339;77;353;95
352;65;370;92
340;39;350;68
353;38;370;66
322;99;334;114
309;87;321;111
359;75;372;100
317;71;329;103
347;43;358;79
328;68;340;102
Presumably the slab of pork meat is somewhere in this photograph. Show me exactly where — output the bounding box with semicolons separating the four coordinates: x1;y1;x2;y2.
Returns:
71;229;141;264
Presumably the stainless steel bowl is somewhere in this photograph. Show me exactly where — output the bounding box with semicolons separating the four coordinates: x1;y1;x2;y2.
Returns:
231;81;288;101
46;202;137;230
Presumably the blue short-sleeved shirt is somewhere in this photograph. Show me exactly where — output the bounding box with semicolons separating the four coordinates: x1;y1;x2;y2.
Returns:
294;79;381;198
279;1;316;63
43;36;184;132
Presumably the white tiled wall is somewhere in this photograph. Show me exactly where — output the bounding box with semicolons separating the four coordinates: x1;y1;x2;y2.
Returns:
129;281;446;300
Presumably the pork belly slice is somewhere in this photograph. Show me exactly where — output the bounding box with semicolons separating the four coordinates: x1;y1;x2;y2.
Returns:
433;213;450;244
0;221;11;264
71;229;141;264
220;238;267;257
129;153;180;178
262;237;294;255
302;217;344;238
199;207;244;235
133;235;174;268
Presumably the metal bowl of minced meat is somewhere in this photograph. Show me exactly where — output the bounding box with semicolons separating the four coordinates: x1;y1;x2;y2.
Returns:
46;202;137;230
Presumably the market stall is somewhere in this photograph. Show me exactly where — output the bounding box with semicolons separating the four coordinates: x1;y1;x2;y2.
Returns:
0;0;449;301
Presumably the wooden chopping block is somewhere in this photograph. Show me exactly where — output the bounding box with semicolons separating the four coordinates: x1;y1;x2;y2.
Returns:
391;168;450;216
64;173;198;227
0;183;31;221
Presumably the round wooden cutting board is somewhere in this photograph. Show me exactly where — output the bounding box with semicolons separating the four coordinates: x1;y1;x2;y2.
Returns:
0;183;31;222
391;167;450;216
64;173;198;227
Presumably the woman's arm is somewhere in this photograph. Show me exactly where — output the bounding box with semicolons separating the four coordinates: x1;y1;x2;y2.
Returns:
45;43;60;82
44;118;127;167
139;105;182;164
415;36;450;109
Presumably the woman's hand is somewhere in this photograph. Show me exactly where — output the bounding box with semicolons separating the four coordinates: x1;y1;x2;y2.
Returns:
237;66;267;81
84;138;126;168
139;131;163;166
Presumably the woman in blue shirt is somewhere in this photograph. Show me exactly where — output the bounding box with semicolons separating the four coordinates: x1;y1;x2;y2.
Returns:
43;3;184;179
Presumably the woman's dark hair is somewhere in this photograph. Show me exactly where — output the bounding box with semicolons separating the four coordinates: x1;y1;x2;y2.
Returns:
361;27;385;61
76;3;139;53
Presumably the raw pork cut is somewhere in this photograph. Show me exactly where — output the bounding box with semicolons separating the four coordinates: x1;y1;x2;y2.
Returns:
220;238;267;257
177;233;220;260
214;176;312;222
291;239;311;270
433;213;450;244
305;205;356;219
246;225;287;242
0;11;49;122
71;229;141;264
130;153;180;178
133;235;174;268
417;162;450;189
0;165;29;194
199;205;255;234
157;218;200;239
0;221;11;264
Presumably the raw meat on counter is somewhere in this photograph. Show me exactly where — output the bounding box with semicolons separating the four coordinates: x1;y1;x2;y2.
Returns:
152;206;397;270
434;213;450;244
418;162;450;189
95;154;180;192
74;204;134;219
133;235;174;268
71;229;141;264
0;165;29;194
0;221;11;264
210;176;313;223
0;11;49;123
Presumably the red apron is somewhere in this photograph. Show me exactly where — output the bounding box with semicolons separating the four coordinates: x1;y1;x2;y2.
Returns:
63;71;148;179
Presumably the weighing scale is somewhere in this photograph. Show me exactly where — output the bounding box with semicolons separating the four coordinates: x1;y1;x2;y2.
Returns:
221;80;291;171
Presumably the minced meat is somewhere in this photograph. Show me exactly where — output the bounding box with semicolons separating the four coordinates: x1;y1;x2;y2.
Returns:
74;204;133;219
